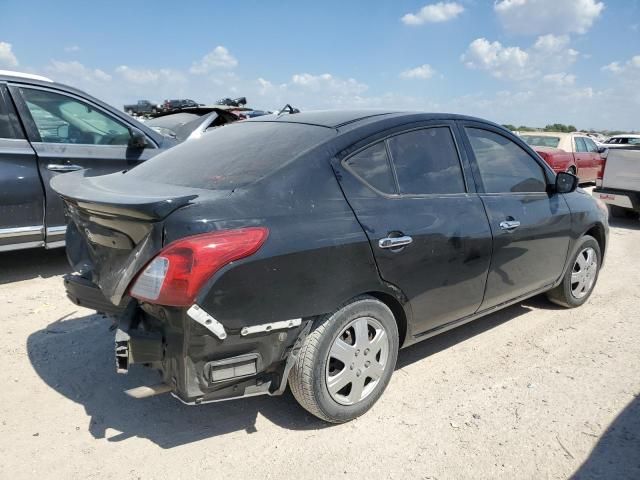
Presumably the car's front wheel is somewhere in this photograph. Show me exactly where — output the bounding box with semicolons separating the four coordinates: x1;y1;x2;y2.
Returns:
546;235;601;308
289;296;399;423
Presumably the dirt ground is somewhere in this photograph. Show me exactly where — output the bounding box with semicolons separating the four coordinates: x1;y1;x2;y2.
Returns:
1;216;639;480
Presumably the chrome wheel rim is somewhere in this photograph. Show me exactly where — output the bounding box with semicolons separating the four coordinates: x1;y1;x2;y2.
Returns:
571;247;598;299
325;317;390;406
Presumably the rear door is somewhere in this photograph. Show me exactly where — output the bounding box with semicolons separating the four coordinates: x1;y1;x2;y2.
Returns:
334;121;493;336
8;84;158;246
583;136;603;182
573;136;593;182
461;123;571;309
0;83;44;251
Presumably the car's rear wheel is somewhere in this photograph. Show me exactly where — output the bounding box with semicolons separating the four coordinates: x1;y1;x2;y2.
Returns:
546;235;601;308
289;296;399;423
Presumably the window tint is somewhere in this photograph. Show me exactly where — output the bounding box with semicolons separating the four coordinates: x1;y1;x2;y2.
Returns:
128;122;334;190
387;127;465;195
0;88;20;139
20;88;132;145
344;141;396;194
575;137;588;152
466;128;547;193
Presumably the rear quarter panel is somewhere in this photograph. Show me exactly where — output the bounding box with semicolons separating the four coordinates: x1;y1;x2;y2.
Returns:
162;140;410;337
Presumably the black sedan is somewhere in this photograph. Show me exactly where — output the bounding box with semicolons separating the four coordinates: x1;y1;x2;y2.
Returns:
52;111;608;423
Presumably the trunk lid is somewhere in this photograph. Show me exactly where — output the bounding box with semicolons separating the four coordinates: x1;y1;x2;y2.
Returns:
52;170;228;305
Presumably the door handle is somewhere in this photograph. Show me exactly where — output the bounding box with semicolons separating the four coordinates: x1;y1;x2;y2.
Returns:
499;220;521;231
47;164;83;172
378;235;413;249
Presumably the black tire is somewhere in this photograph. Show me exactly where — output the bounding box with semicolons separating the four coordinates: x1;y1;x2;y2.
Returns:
289;296;399;423
546;235;601;308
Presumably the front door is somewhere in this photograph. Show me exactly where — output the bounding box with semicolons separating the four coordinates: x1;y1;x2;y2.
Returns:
0;84;44;250
8;85;157;246
461;123;572;310
334;122;493;336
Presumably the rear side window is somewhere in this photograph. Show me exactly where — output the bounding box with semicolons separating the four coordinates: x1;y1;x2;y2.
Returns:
344;142;396;194
575;137;588;152
0;87;21;139
466;128;547;194
387;127;465;195
127;122;334;190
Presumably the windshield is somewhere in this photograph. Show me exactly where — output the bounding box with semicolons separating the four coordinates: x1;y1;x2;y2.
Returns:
126;121;334;190
520;135;560;148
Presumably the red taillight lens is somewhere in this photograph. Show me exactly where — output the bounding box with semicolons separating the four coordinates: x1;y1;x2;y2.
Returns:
129;227;269;307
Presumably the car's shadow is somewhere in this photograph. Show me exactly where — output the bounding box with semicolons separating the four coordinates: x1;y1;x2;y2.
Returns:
0;248;69;285
609;216;640;231
571;395;640;479
27;295;556;448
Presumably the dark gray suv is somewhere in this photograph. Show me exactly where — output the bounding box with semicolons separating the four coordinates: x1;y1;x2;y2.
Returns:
0;70;176;252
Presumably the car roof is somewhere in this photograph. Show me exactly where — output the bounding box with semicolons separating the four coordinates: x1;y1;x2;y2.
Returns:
245;109;494;129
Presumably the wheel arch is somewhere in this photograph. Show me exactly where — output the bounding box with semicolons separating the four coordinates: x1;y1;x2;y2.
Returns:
362;291;409;348
584;222;606;262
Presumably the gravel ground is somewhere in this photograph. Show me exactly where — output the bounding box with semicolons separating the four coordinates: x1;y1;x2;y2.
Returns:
0;215;639;480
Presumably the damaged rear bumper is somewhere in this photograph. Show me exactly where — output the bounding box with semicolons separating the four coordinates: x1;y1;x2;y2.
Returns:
115;300;311;405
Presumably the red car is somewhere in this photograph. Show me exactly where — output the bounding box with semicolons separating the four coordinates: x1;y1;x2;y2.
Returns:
520;132;604;183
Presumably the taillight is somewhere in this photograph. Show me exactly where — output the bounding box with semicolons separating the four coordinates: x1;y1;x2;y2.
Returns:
596;156;606;187
129;227;269;307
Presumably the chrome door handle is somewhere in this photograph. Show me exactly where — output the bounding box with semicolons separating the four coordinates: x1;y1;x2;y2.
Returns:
499;220;521;231
47;164;83;172
378;235;413;249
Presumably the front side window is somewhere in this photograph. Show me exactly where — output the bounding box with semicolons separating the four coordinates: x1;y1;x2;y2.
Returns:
344;141;396;194
629;138;640;145
387;127;465;195
20;88;132;145
575;137;588;152
466;128;547;194
584;137;598;153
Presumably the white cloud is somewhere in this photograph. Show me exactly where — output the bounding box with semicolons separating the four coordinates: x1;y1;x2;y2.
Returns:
0;41;18;67
461;34;579;80
64;45;80;53
400;64;436;79
401;2;464;25
46;60;111;83
495;0;604;35
189;46;237;74
542;72;576;86
290;73;368;95
602;55;640;75
461;38;530;80
115;65;186;85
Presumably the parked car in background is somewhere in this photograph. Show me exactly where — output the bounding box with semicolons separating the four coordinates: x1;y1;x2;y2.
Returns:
124;100;160;116
592;146;640;218
521;132;604;183
53;111;608;423
603;134;640;148
146;106;239;142
0;70;175;252
162;99;200;112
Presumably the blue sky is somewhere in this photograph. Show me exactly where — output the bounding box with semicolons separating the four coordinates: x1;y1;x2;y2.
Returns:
1;0;638;130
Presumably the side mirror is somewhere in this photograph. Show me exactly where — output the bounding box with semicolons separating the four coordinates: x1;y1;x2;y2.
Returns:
128;127;147;149
555;171;578;194
597;146;607;154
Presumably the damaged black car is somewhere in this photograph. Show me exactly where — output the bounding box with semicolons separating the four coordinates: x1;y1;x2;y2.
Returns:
53;110;608;423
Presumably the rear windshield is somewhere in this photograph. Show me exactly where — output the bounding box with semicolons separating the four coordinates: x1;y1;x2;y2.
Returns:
127;121;334;189
520;135;560;148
